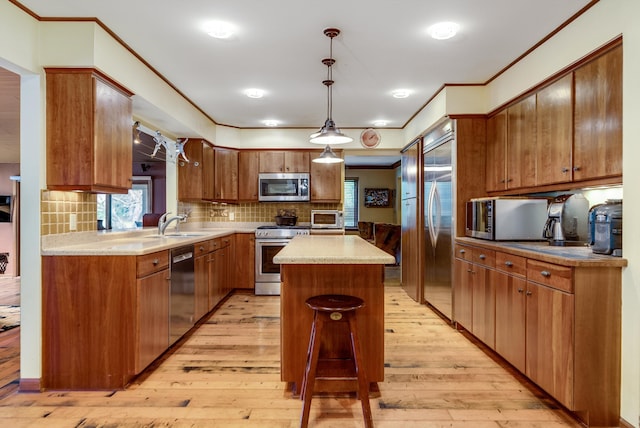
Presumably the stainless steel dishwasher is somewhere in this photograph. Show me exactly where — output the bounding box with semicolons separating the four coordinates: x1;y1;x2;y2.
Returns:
170;245;195;344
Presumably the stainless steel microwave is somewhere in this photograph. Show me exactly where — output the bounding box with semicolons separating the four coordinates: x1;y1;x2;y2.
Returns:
465;197;548;241
258;173;310;202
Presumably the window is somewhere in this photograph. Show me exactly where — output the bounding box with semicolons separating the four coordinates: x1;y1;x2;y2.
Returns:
343;178;359;229
97;177;152;230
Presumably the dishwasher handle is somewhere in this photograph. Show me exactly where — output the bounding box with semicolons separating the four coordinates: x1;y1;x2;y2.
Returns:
172;251;193;264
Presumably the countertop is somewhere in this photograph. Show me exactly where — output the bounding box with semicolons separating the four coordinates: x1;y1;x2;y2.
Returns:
273;235;396;265
456;237;628;267
41;222;263;256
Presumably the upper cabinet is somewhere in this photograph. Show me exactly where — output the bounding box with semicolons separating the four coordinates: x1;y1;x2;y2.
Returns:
46;68;133;193
238;151;260;202
178;139;207;201
309;149;343;202
178;141;238;203
400;139;420;199
214;147;239;202
574;44;622;181
259;151;309;173
485;41;622;193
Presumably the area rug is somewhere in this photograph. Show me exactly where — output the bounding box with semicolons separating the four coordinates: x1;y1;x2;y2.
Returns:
0;305;20;332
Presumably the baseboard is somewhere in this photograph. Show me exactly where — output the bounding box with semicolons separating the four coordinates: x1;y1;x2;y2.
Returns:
19;378;41;392
620;417;635;428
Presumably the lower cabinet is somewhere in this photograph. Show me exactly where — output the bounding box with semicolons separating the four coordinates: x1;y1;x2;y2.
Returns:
208;236;231;310
194;241;213;321
136;268;170;373
454;241;622;427
234;233;255;290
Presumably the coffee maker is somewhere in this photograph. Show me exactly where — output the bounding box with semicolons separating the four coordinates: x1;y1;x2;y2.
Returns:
542;193;590;246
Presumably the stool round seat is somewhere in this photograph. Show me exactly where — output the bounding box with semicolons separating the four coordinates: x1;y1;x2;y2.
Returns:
305;294;364;313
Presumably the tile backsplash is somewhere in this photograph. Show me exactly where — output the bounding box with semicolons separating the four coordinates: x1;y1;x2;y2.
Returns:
41;190;97;235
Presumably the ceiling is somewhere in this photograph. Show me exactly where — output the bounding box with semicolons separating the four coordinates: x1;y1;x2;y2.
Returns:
1;0;594;165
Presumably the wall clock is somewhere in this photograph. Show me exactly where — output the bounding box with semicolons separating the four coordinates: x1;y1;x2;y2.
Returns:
360;128;381;149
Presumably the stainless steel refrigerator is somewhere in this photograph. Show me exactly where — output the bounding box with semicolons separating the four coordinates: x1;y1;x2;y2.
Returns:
423;132;454;319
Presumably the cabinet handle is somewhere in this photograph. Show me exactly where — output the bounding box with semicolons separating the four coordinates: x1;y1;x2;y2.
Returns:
526;291;532;296
199;246;205;251
540;270;551;277
504;261;513;267
561;167;570;173
459;249;466;254
573;166;581;172
467;269;472;273
517;288;524;293
500;179;506;183
479;254;486;260
506;178;513;182
152;259;159;265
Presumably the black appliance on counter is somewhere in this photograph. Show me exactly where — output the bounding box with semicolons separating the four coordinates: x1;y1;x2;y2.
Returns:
590;199;623;256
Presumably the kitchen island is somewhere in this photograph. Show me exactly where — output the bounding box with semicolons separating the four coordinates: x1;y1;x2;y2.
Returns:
273;235;395;394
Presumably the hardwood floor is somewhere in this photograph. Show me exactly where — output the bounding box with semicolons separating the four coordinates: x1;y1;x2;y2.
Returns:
0;273;583;427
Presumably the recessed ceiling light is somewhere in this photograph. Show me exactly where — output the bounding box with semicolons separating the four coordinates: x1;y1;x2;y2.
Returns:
203;21;236;39
427;22;460;40
392;89;410;99
263;120;279;127
244;88;265;99
373;120;388;127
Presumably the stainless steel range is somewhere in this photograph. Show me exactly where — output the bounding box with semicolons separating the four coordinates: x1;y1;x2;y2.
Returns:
255;225;310;295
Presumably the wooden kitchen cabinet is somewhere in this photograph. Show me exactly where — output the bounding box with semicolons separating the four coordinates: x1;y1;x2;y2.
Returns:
208;237;232;310
309;149;343;202
574;44;622;181
485;110;507;192
536;74;573;186
506;94;537;189
45;68;133;193
401;197;420;302
259;150;309;173
136;267;170;373
238;151;260;201
202;142;215;200
178;139;207;201
401;139;420;199
214;147;239;201
194;240;214;321
233;233;255;290
453;239;623;427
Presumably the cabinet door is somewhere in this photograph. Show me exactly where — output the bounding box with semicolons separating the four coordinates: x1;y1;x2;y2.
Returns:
238;151;260;201
259;151;285;173
284;151;310;173
208;248;229;310
485;111;507;192
194;254;209;321
471;265;495;349
178;140;204;201
401;141;419;199
525;281;574;409
574;45;622;181
233;234;255;289
401;197;420;302
310;151;342;202
202;142;215;200
507;95;537;189
494;271;526;373
136;269;170;373
536;74;573;185
453;258;473;329
214;148;238;201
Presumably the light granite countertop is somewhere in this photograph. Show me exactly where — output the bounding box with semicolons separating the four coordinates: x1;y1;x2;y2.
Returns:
273;235;396;265
41;222;264;256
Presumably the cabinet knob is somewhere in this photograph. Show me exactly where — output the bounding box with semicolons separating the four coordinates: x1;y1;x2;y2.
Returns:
479;254;486;260
504;261;513;267
467;269;472;273
517;288;524;293
199;246;205;251
526;291;533;296
459;249;466;254
561;167;570;173
540;270;551;277
573;166;581;172
152;259;159;265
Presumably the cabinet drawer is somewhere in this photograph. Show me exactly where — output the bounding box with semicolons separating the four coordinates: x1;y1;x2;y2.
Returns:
137;250;169;277
472;248;495;268
454;244;473;261
194;240;214;257
219;236;232;248
527;259;573;293
495;252;526;277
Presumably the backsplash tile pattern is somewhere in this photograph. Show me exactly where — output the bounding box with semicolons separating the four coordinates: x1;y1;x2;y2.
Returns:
41;190;97;235
179;201;342;223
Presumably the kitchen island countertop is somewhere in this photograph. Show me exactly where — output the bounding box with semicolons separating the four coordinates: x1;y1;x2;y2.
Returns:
273;235;396;265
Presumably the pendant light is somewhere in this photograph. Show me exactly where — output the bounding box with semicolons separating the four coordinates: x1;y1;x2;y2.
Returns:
313;144;343;164
310;28;352;146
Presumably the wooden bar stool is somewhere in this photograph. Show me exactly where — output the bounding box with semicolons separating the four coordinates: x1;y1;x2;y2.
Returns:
300;294;373;428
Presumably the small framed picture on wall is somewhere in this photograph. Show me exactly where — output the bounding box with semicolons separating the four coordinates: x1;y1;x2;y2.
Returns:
364;188;391;208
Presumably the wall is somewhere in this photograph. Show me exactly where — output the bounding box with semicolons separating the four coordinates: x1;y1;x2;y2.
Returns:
346;168;398;225
0;164;19;276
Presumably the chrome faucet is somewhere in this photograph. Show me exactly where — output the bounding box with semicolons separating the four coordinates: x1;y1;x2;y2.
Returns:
158;212;187;235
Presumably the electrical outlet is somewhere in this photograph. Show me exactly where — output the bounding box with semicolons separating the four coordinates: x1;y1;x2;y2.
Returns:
69;213;77;231
229;212;235;221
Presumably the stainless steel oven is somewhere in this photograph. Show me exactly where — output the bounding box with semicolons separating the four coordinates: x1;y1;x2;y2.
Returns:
254;226;310;295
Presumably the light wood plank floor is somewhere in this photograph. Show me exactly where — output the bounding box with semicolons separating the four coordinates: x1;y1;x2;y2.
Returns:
0;273;583;427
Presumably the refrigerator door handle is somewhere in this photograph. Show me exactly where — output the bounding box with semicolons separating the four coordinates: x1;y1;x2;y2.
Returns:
432;183;442;247
427;180;437;249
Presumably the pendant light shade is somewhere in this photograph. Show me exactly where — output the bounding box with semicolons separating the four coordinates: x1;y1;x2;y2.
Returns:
310;28;352;145
312;145;344;164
